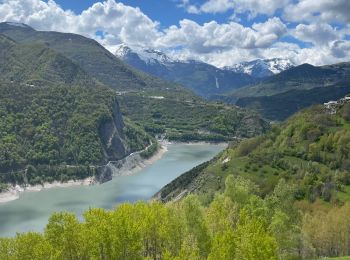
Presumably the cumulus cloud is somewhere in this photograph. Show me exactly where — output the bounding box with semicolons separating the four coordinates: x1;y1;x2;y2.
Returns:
283;0;350;23
330;40;350;58
0;0;349;67
293;23;340;46
157;17;286;53
191;0;350;24
200;0;234;14
181;0;291;17
0;0;161;49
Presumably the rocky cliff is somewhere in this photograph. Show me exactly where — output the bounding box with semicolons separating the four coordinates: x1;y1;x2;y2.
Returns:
99;99;128;162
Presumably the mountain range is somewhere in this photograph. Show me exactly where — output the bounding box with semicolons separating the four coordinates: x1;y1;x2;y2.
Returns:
116;43;350;122
115;44;294;97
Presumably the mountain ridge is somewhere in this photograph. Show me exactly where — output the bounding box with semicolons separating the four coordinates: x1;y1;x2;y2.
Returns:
223;58;294;78
229;62;350;99
115;44;256;97
0;22;191;96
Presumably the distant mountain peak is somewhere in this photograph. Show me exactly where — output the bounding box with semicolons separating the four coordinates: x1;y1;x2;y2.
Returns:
139;48;174;64
115;44;255;97
115;44;174;64
115;44;133;57
224;58;294;78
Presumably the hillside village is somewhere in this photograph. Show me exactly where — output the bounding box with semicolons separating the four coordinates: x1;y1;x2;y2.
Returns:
324;95;350;114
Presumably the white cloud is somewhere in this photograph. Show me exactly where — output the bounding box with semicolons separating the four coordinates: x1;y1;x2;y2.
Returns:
330;40;350;58
182;0;350;25
184;0;290;17
200;0;234;14
0;0;161;49
0;0;349;67
283;0;350;24
293;23;340;46
176;0;200;14
157;17;286;53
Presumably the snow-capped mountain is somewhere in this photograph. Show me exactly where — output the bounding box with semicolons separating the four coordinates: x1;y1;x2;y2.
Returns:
115;44;255;98
115;44;174;65
224;58;294;78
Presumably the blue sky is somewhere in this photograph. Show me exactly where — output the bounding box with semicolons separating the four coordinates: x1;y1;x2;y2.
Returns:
1;0;349;66
51;0;273;29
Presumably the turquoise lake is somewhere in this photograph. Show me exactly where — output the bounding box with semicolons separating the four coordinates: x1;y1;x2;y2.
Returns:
0;143;225;237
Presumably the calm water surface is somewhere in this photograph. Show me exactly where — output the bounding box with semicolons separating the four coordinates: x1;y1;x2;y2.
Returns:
0;143;225;237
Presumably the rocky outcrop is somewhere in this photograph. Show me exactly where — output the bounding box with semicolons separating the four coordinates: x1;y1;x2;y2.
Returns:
99;99;128;162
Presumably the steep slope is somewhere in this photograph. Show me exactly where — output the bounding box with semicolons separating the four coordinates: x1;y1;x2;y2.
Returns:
0;33;16;49
0;22;189;95
0;35;95;87
223;58;294;78
156;99;350;203
0;34;151;188
115;44;255;97
0;80;151;187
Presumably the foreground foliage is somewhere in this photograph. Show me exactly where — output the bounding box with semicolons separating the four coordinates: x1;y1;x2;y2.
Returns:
1;176;349;259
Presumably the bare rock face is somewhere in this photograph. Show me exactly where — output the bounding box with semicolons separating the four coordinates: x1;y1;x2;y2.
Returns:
99;99;128;162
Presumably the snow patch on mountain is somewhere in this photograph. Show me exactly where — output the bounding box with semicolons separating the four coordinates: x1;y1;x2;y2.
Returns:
138;49;174;64
115;44;175;65
224;58;294;78
115;44;132;57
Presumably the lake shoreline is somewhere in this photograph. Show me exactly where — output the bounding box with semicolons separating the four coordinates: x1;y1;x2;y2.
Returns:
0;143;169;204
0;141;227;204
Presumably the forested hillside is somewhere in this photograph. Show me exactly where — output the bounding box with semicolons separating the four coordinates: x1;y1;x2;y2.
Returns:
119;93;269;141
0;29;152;189
149;100;350;259
0;81;150;190
0;35;95;87
0;23;269;191
0;22;189;94
236;84;350;121
157;101;350;204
